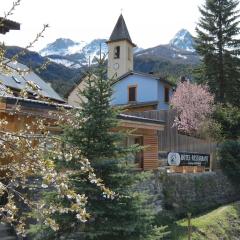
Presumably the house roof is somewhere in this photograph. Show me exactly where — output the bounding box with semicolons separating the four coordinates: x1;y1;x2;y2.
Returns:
115;100;159;109
2;96;71;109
65;74;86;98
106;14;136;47
1;96;165;128
0;96;71;119
113;71;176;87
65;72;97;98
0;59;64;103
0;17;20;34
118;113;165;125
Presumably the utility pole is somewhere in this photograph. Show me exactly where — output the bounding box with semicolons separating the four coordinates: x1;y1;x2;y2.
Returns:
187;212;192;240
88;56;91;68
99;43;102;61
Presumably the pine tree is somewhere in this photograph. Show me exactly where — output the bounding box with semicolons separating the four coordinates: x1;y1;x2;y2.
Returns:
66;58;167;240
64;59;124;161
64;58;168;240
35;57;168;239
195;0;240;105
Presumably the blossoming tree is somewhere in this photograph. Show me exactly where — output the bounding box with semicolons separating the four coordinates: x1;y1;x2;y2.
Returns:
0;1;114;236
170;81;214;135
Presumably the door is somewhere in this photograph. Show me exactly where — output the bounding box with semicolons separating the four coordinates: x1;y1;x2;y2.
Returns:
134;136;144;169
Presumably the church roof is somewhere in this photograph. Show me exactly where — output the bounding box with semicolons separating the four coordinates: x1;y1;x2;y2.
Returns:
107;14;136;47
113;71;176;87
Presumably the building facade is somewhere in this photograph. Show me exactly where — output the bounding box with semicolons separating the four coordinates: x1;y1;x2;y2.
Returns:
111;71;174;111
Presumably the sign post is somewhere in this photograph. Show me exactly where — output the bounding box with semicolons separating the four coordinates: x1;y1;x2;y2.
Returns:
167;152;210;168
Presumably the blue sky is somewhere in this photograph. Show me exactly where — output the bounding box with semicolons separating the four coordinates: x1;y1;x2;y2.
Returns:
2;0;205;51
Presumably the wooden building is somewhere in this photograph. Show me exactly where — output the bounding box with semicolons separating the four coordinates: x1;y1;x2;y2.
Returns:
0;17;20;34
118;114;164;170
0;96;165;171
0;97;69;141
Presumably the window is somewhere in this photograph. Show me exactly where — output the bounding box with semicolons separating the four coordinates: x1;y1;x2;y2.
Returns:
128;86;137;102
114;46;120;59
164;87;169;103
128;47;131;60
12;76;21;84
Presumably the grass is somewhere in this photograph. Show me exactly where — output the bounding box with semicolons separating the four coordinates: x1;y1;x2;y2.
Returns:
168;201;240;240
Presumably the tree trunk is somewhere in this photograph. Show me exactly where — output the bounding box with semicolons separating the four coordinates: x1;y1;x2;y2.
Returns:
218;1;225;102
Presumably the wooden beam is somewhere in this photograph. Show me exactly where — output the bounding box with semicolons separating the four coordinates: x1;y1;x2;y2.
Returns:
0;102;6;110
0;18;20;34
120;120;164;131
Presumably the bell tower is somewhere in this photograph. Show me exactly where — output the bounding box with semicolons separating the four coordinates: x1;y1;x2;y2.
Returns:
107;14;136;79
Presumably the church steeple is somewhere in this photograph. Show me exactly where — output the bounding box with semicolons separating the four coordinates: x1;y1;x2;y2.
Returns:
108;14;136;47
107;14;136;79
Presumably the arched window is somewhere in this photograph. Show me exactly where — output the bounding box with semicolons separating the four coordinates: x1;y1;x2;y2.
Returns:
114;46;120;59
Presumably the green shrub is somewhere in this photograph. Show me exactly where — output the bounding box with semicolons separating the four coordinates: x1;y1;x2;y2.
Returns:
219;140;240;183
213;104;240;140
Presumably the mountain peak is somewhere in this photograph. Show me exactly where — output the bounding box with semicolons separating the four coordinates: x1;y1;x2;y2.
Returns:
39;38;86;57
54;38;76;46
169;29;195;52
39;38;109;68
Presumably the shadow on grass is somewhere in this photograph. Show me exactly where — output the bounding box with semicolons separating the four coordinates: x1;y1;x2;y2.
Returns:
165;222;188;240
165;201;240;240
166;221;215;240
226;201;240;237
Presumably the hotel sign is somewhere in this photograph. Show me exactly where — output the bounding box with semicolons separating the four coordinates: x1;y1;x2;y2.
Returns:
167;152;210;167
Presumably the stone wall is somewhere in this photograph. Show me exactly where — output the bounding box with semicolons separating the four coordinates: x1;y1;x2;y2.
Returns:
141;170;240;217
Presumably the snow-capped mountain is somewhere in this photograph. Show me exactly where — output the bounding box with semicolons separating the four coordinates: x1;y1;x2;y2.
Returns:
40;38;143;68
82;39;108;61
134;29;198;65
39;29;198;69
40;38;87;56
40;38;108;68
169;29;195;52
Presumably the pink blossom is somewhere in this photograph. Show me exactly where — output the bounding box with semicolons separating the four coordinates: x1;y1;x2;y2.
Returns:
170;82;214;134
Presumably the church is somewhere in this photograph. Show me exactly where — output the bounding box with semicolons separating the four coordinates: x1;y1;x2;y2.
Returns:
68;14;175;112
66;14;175;170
